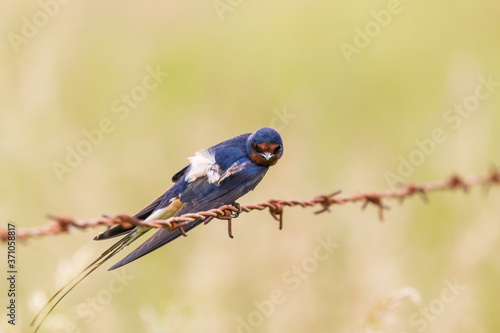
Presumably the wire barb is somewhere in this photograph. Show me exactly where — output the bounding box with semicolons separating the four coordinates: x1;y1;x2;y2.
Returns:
266;199;284;230
362;195;390;221
1;171;498;242
313;190;342;215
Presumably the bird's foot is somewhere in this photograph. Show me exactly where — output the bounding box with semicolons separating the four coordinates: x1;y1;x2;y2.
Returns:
230;201;242;218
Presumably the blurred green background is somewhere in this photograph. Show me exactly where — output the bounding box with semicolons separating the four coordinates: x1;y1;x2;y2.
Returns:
1;0;500;332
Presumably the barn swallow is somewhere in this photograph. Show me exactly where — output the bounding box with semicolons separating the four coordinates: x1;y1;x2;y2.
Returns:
32;127;283;332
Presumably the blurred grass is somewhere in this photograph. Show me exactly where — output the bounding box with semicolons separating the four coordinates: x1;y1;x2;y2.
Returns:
1;0;500;332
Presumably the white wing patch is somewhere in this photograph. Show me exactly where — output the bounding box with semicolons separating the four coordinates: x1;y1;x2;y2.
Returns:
185;150;218;182
185;149;246;186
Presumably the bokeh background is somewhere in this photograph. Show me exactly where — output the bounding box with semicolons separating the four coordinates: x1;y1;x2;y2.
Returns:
1;0;500;332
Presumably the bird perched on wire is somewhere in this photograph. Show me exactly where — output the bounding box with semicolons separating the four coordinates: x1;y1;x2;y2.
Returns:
32;127;284;332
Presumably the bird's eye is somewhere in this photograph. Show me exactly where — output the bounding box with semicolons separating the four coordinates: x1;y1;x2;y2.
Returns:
252;143;262;153
273;145;282;154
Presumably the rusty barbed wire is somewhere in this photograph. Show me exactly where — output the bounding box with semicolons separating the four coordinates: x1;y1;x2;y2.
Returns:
1;170;499;242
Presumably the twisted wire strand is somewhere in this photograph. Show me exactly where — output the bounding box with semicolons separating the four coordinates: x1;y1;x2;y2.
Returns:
2;170;499;242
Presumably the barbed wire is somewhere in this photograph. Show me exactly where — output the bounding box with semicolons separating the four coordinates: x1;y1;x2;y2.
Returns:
1;170;499;242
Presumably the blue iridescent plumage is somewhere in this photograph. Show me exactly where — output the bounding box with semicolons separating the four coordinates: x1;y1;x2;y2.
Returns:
100;127;284;269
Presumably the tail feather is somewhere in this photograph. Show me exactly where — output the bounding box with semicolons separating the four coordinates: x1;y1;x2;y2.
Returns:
31;228;144;332
108;220;202;271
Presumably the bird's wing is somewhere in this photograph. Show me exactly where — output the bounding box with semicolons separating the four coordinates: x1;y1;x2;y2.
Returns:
107;163;267;270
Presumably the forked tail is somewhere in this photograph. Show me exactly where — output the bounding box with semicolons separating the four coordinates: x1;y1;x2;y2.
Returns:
30;227;147;332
